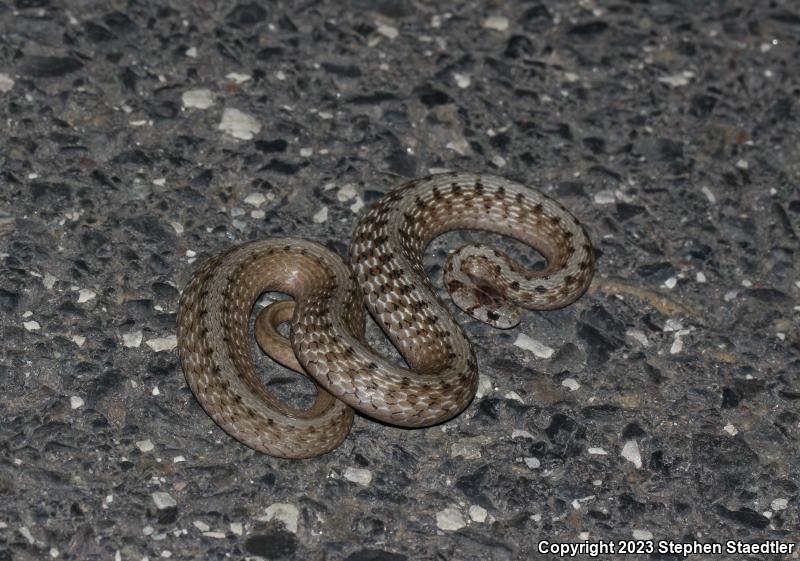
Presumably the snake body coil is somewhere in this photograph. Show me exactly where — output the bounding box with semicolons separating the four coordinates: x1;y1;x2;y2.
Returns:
177;172;594;458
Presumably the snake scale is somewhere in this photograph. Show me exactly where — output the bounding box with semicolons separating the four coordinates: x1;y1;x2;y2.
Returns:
177;172;594;458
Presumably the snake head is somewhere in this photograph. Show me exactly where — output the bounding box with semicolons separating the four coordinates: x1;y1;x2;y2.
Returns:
444;246;522;329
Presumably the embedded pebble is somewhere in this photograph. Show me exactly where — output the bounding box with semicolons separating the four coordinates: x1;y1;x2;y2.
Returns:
70;396;84;409
375;22;398;39
193;520;210;532
259;503;299;534
723;424;738;436
513;333;554;358
218;108;261;140
19;526;36;545
475;374;493;399
202;531;226;539
625;329;650;347
633;529;653;540
491;155;506;167
244;192;266;207
436;508;466;531
77;288;96;303
670;330;690;354
343;467;373;486
701;186;716;203
349;196;365;213
312;207;328;223
511;429;535;440
593;190;617;204
337;183;358;202
146;336;177;352
123;331;143;348
469;505;488;523
561;378;580;391
524;457;541;469
23;320;41;331
0;73;14;93
771;498;788;511
621;440;642;468
136;439;155;453
658;71;694;87
225;72;251;84
483;16;509;32
230;522;243;535
151;492;177;510
588;447;608;455
445;137;470;156
181;89;215;109
453;73;471;89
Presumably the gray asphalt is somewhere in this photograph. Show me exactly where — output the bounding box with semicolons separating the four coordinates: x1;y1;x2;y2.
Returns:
1;1;798;560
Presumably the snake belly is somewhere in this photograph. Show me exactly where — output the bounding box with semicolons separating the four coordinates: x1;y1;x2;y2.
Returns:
176;172;594;458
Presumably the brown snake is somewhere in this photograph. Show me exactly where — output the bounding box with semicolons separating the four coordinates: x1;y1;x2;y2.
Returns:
177;172;594;458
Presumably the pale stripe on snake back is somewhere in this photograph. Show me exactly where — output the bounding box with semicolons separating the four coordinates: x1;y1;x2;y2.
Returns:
177;172;594;458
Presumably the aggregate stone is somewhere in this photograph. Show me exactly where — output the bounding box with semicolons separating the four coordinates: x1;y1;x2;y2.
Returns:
1;1;799;559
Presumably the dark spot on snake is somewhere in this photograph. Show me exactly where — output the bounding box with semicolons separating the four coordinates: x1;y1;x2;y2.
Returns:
516;192;524;203
535;285;547;294
534;203;544;213
487;310;500;322
510;281;520;290
450;182;461;193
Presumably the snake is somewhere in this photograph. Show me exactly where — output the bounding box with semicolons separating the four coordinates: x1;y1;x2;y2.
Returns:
176;172;594;458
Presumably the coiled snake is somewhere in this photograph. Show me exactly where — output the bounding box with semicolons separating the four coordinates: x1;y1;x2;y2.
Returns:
177;172;594;458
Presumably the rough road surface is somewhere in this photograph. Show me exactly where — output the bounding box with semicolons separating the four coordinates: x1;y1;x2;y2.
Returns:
1;1;798;560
